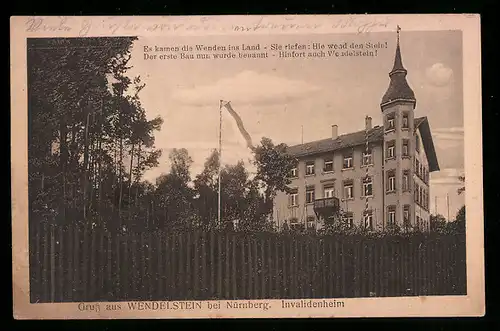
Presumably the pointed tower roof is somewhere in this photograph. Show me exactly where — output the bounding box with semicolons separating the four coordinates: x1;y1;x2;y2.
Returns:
381;26;416;110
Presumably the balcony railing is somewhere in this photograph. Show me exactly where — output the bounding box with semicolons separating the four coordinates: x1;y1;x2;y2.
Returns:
313;197;340;212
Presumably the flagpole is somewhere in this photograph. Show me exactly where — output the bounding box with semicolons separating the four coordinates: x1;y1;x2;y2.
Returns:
218;100;223;228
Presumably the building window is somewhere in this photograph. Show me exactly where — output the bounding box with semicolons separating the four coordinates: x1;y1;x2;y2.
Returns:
363;211;373;230
387;205;396;226
403;205;410;228
387;170;396;192
343;212;354;228
323;184;335;198
307;216;315;229
416;135;421;153
416;216;421;230
289;190;298;207
343;154;353;169
423;190;428;210
290;166;298;178
362;150;373;166
418;186;423;206
402;170;410;191
402;139;409;157
289;218;303;231
415;159;420;177
362;176;373;197
305;161;315;176
343;180;354;199
402;112;409;129
323;157;334;172
385;112;395;131
386;140;395;159
305;186;315;204
414;182;419;202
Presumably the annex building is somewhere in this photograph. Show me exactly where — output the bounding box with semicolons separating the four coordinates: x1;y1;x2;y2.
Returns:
273;31;440;232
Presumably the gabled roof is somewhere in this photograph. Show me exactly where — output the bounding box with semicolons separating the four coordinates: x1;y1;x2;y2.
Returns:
287;116;440;173
286;126;384;158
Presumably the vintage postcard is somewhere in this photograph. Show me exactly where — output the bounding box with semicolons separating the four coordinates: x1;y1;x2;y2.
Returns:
11;14;484;319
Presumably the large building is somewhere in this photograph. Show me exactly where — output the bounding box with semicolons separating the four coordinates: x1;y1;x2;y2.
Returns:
273;31;439;233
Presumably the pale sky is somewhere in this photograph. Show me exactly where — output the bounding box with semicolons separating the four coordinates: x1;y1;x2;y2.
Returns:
124;30;464;219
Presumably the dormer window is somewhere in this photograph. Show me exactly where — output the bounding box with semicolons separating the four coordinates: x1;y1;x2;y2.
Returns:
415;135;421;153
385;113;396;131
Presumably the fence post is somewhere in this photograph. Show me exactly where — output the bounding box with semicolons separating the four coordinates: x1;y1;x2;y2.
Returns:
259;237;265;299
247;236;253;299
200;231;207;299
232;233;237;300
267;237;273;299
225;234;230;299
193;231;199;300
217;233;222;299
49;224;55;302
303;239;308;298
167;234;174;300
183;232;189;299
209;232;215;299
66;224;73;302
98;228;105;300
57;225;64;302
89;225;96;301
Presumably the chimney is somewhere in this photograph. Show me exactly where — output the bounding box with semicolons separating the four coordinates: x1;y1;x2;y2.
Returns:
365;116;372;130
331;125;338;140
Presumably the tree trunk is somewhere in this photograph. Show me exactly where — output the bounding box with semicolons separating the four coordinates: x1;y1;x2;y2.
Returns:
97;139;102;226
135;145;141;208
59;121;68;224
112;138;117;215
128;143;135;221
118;137;123;216
82;111;91;220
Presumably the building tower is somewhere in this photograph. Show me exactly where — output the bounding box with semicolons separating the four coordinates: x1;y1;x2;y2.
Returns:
380;27;416;230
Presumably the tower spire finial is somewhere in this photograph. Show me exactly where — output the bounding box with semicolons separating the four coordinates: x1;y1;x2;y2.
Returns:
390;25;405;75
380;25;416;110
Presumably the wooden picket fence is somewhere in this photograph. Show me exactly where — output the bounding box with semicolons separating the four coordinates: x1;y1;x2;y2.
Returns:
29;222;467;303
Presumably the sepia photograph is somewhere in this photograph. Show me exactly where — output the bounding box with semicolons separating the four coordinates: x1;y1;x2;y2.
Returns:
11;15;484;319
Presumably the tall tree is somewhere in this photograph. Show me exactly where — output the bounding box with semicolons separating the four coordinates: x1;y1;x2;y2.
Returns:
27;37;163;232
430;214;447;233
252;137;296;217
193;150;220;230
453;205;466;235
154;149;196;231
